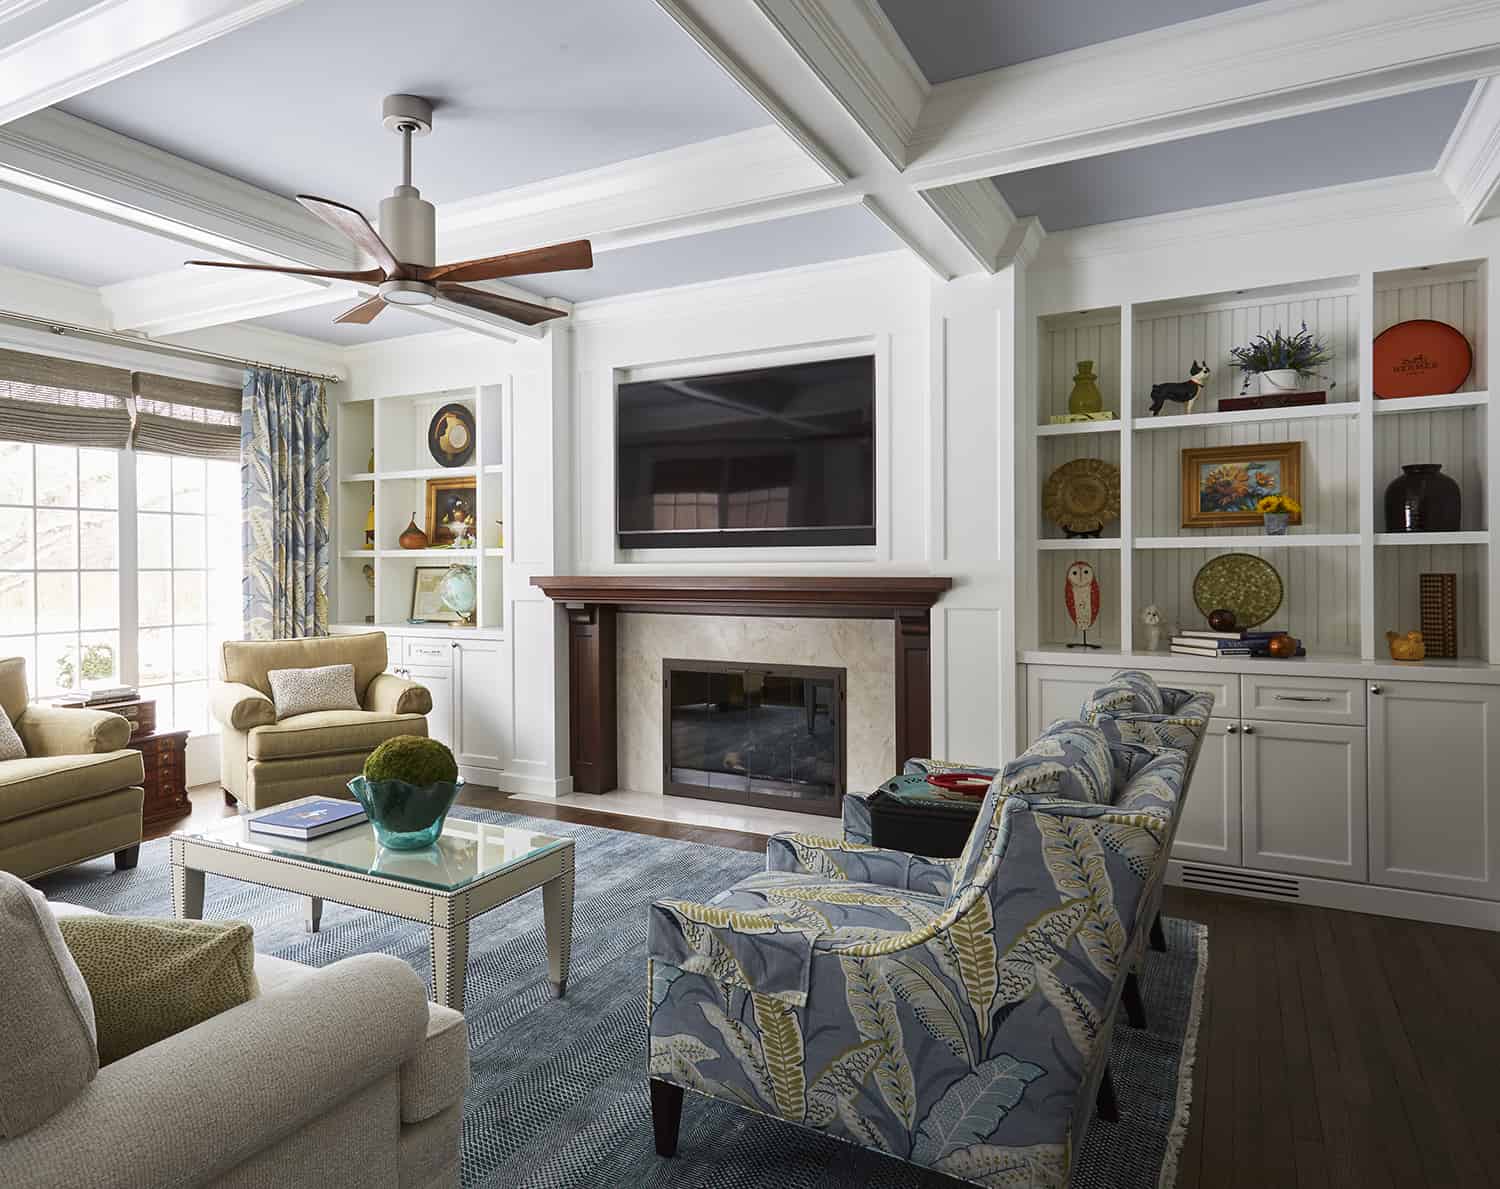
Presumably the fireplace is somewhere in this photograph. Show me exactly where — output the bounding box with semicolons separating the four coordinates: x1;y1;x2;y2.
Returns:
664;659;845;815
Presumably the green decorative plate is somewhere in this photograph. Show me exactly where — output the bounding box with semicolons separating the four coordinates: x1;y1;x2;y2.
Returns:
1192;553;1283;628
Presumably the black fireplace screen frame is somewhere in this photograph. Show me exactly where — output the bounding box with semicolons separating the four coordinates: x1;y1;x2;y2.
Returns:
661;658;846;817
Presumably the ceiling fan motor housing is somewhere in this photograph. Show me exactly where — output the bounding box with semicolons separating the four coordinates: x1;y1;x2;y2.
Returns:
378;186;435;269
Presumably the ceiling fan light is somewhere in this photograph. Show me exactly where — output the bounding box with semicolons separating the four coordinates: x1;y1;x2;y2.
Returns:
379;279;437;306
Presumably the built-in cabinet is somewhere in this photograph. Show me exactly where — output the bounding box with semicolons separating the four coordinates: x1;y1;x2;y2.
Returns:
1024;661;1499;918
370;629;503;778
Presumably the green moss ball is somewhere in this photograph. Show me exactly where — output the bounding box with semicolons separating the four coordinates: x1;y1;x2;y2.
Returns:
363;735;458;785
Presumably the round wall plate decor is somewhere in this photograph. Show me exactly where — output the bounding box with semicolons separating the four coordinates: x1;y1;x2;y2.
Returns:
427;403;476;467
1042;457;1120;536
1372;319;1472;399
1192;553;1283;628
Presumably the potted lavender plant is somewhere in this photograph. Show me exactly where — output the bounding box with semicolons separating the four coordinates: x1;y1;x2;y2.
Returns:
1229;323;1335;396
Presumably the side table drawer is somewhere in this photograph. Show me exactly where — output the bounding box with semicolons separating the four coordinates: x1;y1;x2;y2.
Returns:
1241;674;1365;726
404;637;454;668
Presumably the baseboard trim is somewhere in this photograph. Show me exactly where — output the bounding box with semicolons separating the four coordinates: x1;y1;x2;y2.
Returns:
492;771;574;797
1167;859;1500;932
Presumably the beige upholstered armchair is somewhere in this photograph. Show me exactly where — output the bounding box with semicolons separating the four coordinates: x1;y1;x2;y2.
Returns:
211;632;432;812
0;657;145;880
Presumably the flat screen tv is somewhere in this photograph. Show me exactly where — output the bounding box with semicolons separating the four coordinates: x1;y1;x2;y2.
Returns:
616;355;875;550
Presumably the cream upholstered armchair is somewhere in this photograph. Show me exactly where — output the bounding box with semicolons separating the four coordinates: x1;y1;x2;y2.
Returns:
0;657;145;880
211;632;432;812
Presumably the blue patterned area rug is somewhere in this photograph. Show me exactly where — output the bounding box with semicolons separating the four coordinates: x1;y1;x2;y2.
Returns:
36;808;1206;1189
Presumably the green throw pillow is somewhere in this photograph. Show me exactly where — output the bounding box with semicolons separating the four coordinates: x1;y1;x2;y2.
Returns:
57;916;259;1064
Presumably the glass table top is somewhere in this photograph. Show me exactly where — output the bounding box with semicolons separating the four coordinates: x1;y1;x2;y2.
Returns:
175;799;570;892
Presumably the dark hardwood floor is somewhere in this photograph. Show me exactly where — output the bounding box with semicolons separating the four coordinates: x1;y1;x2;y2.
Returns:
158;785;1500;1189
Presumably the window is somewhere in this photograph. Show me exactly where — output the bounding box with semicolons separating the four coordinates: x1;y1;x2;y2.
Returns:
136;456;241;733
0;443;120;697
0;444;240;729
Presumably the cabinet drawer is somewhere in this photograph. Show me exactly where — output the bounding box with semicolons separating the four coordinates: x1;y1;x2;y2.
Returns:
1145;670;1237;719
1240;674;1364;725
404;637;455;668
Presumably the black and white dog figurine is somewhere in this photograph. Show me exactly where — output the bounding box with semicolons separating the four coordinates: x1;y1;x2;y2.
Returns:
1148;361;1210;415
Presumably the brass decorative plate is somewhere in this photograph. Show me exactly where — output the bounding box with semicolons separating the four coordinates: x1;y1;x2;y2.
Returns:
1042;457;1121;535
427;402;476;468
1192;553;1283;628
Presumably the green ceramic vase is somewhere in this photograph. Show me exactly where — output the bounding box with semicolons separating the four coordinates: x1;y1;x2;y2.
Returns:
1068;360;1103;415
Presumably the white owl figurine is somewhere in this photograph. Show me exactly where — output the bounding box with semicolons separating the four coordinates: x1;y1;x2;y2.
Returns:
1065;560;1102;649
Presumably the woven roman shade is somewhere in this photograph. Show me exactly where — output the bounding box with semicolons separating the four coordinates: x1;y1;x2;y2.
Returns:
0;349;132;449
129;372;241;462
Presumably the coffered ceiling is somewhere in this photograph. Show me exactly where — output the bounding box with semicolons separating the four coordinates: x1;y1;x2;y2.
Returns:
0;0;1495;353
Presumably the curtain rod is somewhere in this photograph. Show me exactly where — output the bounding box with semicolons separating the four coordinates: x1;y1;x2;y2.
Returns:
0;309;344;384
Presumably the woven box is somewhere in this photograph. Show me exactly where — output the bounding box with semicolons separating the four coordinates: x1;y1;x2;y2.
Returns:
1419;573;1458;659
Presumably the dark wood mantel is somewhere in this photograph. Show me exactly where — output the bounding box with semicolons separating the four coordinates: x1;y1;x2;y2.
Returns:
532;575;954;795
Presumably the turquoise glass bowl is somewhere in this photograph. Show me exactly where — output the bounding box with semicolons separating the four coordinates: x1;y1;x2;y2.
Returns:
347;775;464;850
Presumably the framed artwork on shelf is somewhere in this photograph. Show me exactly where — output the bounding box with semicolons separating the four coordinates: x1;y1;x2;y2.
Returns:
425;476;478;547
1180;441;1302;529
411;566;462;623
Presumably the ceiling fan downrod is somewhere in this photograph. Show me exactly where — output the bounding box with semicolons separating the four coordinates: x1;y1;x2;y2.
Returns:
378;94;436;300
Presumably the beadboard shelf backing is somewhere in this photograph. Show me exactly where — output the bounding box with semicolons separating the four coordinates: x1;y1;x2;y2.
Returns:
1374;262;1485;393
1375;543;1487;661
1372;405;1487;532
1037;308;1121;425
1037;547;1123;650
1038;432;1122;542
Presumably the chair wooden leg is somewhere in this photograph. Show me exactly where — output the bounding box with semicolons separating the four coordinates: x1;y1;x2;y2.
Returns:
1096;1064;1120;1123
1122;970;1147;1029
1149;911;1167;952
650;1078;683;1157
113;845;140;871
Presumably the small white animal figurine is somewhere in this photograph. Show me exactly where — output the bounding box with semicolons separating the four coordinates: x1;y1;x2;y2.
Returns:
1141;604;1163;651
1065;560;1102;650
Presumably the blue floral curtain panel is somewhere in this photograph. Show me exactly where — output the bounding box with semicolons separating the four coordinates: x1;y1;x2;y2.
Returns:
241;367;330;639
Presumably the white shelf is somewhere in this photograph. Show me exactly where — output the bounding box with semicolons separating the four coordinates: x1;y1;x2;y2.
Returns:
483;464;504;474
484;548;505;557
331;621;505;641
375;548;479;560
1373;391;1489;415
1035;420;1120;437
1374;531;1489;547
1021;646;1500;685
341;472;377;483
1134;402;1359;432
1135;533;1360;550
1037;538;1121;550
378;466;477;481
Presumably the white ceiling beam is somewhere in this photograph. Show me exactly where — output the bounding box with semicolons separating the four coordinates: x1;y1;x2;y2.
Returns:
654;0;986;278
99;267;352;336
1438;77;1500;223
0;0;303;123
904;0;1500;188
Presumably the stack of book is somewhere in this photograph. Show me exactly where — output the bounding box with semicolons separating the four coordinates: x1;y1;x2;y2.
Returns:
68;686;138;706
1171;629;1303;658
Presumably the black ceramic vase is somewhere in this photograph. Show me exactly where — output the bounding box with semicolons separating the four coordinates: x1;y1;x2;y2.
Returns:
1384;463;1461;532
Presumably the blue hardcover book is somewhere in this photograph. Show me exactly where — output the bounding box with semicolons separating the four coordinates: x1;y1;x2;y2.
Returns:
248;798;367;840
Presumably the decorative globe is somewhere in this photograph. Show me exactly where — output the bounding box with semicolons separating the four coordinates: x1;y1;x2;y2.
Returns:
348;735;463;849
439;564;476;625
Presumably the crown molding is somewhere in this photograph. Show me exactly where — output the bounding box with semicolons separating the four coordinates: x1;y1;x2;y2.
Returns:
917;180;1019;273
904;0;1500;188
749;0;928;167
0;0;299;123
1438;76;1500;222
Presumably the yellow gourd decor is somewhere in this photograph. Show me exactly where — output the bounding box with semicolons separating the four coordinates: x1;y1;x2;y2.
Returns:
1386;630;1425;661
1068;360;1103;415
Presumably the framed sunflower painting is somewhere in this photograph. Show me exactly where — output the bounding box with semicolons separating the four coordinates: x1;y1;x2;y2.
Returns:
1180;441;1302;528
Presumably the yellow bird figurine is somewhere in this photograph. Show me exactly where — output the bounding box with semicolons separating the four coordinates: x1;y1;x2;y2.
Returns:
1386;630;1425;661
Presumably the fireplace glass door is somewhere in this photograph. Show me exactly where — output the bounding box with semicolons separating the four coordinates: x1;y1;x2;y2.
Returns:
664;660;845;815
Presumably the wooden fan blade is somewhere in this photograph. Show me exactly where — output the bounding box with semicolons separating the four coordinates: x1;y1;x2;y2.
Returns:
296;195;403;276
421;239;592;284
184;259;386;283
334;296;387;325
436;283;568;326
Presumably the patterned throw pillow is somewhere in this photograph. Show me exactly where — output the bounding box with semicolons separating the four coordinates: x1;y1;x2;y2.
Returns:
1110;670;1166;715
0;705;24;760
57;916;258;1064
267;663;359;720
998;719;1113;805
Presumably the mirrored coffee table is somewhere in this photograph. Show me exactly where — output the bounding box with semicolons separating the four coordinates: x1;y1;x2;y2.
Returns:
170;800;575;1012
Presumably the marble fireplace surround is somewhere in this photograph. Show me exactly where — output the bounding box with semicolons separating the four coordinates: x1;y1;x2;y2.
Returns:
531;576;954;798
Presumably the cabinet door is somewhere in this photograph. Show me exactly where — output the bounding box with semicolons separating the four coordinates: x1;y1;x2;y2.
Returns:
404;664;453;751
1172;719;1242;867
1026;667;1103;738
1242;720;1367;881
455;639;503;769
1369;681;1500;900
383;634;405;675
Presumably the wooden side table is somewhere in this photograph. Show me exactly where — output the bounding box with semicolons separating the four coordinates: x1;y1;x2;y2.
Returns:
131;729;191;827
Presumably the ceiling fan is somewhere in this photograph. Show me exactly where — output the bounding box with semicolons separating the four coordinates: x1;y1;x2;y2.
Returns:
185;94;591;327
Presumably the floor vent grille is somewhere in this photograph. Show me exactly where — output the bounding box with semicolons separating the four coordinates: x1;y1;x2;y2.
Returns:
1179;864;1301;899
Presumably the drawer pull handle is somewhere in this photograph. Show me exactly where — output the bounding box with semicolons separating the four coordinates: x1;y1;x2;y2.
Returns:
1272;694;1333;703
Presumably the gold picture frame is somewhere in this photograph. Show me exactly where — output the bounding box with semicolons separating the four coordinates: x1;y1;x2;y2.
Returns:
1181;441;1302;529
410;566;461;623
424;476;477;547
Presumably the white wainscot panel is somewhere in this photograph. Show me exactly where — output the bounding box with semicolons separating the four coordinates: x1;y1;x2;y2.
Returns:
508;598;560;778
942;607;1001;765
942;308;1000;562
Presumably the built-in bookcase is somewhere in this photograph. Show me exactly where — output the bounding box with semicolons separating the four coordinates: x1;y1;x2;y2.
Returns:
1027;260;1495;666
333;384;508;636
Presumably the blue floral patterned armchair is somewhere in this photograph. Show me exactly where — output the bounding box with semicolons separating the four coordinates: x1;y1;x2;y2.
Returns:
646;671;1212;1188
